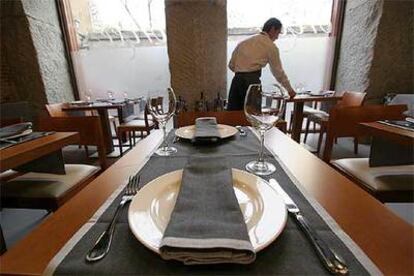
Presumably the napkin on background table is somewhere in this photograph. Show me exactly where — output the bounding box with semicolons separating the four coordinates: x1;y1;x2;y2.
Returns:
192;117;221;144
160;156;255;265
0;122;32;139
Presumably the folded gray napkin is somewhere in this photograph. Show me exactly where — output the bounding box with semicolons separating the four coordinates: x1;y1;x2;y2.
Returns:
192;117;221;144
159;156;255;265
0;122;32;139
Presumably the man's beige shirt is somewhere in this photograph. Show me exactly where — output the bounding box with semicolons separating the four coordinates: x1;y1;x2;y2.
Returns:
229;32;294;93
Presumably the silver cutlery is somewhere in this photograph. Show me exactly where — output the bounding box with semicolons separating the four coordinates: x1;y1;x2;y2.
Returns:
86;174;141;262
235;126;247;136
0;138;18;144
269;179;348;275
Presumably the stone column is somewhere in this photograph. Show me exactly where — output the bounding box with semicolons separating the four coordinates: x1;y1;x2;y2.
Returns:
165;0;227;110
1;0;75;117
335;0;413;103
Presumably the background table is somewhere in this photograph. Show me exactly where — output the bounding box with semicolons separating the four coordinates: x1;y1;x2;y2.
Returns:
0;132;79;172
0;128;412;275
63;103;124;153
288;94;342;142
359;121;414;145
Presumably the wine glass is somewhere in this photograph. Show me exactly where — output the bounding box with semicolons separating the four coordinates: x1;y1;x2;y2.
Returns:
147;88;177;156
123;91;129;100
107;90;114;101
85;89;92;103
244;84;287;175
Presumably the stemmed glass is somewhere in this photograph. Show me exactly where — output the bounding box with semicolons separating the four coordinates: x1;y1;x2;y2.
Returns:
147;88;177;156
244;84;287;175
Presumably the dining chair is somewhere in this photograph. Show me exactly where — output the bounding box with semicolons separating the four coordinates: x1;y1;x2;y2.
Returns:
176;110;287;132
46;103;117;134
1;164;100;211
322;104;407;162
288;101;324;133
324;105;410;202
38;114;108;169
116;105;156;156
303;91;366;154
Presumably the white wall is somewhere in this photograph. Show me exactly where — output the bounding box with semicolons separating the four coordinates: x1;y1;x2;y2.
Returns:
74;45;171;100
74;35;331;100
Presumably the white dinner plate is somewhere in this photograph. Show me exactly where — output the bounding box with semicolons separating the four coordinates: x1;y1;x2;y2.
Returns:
175;124;238;140
128;169;287;253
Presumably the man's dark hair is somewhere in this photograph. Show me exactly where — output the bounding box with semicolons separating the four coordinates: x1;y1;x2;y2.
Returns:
262;18;282;33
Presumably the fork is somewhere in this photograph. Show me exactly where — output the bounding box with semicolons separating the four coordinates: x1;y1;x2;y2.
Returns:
86;174;141;262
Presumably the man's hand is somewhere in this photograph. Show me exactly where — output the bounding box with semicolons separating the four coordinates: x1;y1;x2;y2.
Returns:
288;89;296;98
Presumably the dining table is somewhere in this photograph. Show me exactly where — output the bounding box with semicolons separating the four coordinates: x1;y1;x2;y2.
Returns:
62;102;125;154
359;121;414;145
0;127;412;275
287;92;343;143
62;99;143;154
0;132;79;173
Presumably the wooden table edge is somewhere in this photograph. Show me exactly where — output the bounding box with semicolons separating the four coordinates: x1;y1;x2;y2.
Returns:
0;132;80;172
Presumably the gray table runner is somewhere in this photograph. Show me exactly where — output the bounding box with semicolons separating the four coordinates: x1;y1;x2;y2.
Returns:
49;129;376;275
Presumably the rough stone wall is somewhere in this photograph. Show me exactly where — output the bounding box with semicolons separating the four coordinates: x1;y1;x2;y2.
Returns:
166;0;227;110
335;0;384;94
21;0;74;104
366;0;413;103
1;0;48;116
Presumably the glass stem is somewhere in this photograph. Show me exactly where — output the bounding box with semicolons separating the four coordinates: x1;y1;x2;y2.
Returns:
162;123;168;150
258;130;265;163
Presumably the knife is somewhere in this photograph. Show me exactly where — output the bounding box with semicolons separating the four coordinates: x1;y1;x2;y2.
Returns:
269;179;348;275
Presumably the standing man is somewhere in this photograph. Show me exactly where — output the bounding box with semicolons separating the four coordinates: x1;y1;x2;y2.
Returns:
227;18;296;110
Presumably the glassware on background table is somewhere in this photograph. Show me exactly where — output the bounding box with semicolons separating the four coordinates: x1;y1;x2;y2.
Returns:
123;91;129;101
147;88;177;156
107;90;114;101
244;84;287;175
85;89;92;103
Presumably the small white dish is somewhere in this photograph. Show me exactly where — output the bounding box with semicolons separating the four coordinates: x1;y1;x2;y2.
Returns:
175;124;238;140
128;169;287;253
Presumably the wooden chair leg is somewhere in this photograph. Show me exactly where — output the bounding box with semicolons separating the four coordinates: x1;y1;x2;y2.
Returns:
133;131;137;145
304;118;311;143
118;131;123;156
317;129;324;154
322;130;335;162
354;137;359;154
129;132;133;149
97;144;107;169
84;145;89;159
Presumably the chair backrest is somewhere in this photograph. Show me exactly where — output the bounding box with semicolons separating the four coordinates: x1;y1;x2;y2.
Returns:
45;103;70;117
177;111;250;127
45;103;88;117
322;104;407;161
337;91;366;108
0;101;30;126
37;116;107;168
